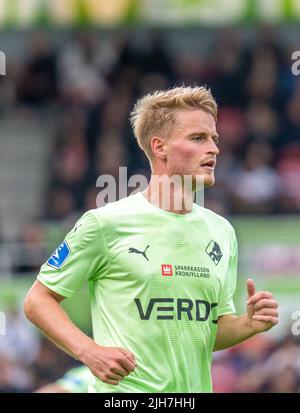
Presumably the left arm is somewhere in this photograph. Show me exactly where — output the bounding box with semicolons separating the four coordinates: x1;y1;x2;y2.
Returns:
214;279;279;351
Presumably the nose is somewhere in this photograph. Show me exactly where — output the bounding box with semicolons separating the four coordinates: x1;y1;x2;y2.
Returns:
207;136;220;155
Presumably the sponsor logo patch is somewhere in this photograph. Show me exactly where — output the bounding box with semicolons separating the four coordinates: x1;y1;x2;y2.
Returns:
47;240;71;270
161;264;173;276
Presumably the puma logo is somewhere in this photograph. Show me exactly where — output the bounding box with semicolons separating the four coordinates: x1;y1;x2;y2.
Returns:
128;245;150;261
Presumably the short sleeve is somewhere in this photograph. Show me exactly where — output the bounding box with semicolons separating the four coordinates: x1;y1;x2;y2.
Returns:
37;210;108;298
218;228;238;317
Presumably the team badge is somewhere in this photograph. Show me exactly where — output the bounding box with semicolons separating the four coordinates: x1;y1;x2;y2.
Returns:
205;240;223;265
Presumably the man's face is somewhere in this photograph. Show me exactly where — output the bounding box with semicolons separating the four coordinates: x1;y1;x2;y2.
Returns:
164;109;219;189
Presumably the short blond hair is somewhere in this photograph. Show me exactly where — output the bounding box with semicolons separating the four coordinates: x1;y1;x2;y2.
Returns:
130;85;218;161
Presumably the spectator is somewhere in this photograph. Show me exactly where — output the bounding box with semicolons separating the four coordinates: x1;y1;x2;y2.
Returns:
17;32;57;106
13;221;47;275
229;142;282;214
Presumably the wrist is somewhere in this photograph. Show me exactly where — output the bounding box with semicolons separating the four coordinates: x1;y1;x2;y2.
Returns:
242;313;257;336
73;336;96;363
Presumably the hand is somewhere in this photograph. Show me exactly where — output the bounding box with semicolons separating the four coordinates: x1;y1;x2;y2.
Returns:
81;342;137;386
246;278;279;334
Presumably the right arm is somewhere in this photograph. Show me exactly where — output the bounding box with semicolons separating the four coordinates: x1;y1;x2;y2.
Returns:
24;280;136;386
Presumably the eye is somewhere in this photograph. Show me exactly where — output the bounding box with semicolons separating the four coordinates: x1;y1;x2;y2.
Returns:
213;136;219;145
192;136;205;142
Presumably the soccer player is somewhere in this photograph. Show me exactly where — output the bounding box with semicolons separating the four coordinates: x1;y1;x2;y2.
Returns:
35;366;92;393
24;86;279;393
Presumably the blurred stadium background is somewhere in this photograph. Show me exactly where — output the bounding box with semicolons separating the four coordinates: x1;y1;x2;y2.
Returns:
0;0;300;393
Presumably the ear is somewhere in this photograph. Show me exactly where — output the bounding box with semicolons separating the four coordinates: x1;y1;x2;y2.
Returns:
151;136;167;160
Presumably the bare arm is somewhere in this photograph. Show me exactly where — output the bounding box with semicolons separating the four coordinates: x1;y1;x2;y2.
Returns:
214;279;279;351
24;280;93;359
24;280;136;385
214;314;256;351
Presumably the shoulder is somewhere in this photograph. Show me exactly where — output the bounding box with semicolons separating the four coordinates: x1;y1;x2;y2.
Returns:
194;204;236;237
69;194;141;239
91;193;140;223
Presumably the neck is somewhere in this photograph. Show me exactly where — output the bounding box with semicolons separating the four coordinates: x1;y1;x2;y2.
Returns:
142;174;195;215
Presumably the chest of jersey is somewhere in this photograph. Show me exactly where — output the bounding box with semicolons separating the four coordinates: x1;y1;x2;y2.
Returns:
98;215;231;324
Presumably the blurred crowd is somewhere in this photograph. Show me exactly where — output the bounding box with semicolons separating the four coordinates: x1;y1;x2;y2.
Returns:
4;26;300;221
212;332;300;393
1;26;300;393
0;307;76;392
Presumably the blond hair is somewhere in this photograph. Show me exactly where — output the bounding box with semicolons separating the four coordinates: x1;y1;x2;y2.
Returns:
130;85;218;161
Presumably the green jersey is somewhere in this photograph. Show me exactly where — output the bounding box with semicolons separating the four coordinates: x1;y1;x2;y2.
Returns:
56;366;93;393
38;192;238;393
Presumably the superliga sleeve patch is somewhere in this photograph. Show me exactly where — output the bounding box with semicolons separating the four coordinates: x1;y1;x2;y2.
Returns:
47;240;71;270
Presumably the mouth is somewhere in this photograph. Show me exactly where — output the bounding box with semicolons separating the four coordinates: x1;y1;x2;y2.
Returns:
200;160;216;170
